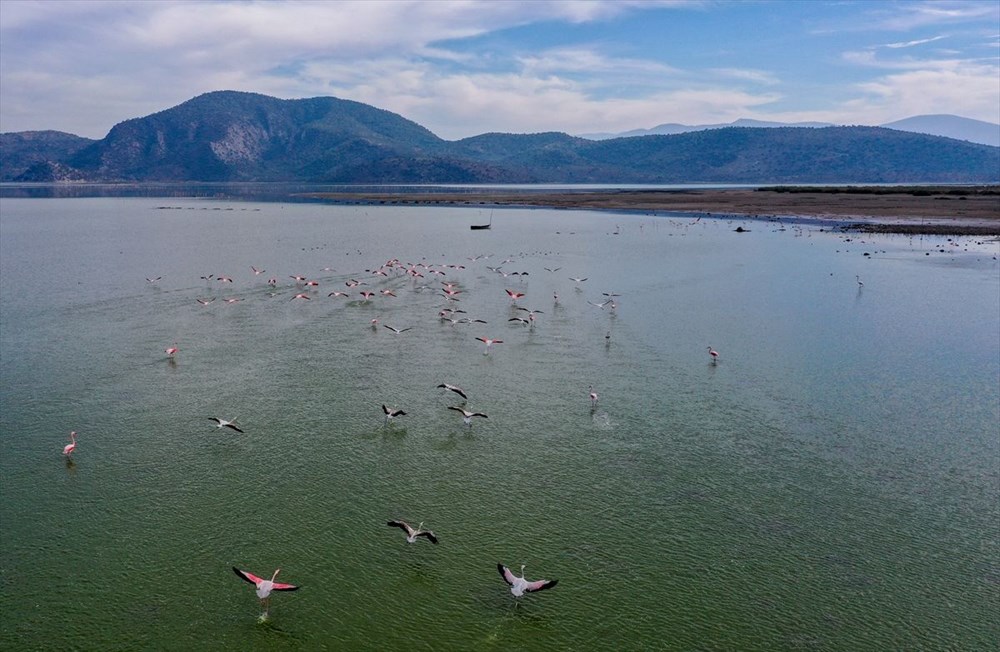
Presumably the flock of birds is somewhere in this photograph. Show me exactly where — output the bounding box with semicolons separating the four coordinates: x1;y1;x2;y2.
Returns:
61;235;726;621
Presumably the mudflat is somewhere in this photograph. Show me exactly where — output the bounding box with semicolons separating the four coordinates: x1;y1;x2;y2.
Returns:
305;186;1000;235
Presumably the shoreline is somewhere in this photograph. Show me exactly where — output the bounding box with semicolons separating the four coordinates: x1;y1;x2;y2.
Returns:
302;187;1000;236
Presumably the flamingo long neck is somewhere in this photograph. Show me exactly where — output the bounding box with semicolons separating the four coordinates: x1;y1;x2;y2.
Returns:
270;569;280;582
69;431;77;442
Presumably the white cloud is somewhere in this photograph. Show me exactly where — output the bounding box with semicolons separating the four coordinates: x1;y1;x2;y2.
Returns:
882;35;948;48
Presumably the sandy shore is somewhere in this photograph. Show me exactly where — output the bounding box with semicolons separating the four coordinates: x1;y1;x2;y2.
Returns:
304;187;1000;235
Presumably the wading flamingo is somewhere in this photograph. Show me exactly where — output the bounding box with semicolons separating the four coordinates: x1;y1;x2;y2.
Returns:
62;431;78;456
707;347;719;363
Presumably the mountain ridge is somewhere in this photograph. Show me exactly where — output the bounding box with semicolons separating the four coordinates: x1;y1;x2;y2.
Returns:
578;114;1000;146
2;91;997;183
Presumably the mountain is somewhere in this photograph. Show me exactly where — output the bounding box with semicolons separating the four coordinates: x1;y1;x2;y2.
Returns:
580;114;1000;147
0;130;97;181
880;115;999;148
579;118;834;140
1;92;997;183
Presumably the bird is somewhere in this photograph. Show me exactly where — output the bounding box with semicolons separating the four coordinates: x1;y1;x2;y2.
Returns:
217;276;234;283
164;343;179;357
383;325;411;334
232;567;299;616
251;266;265;275
382;404;406;425
436;383;467;400
569;277;588;284
196;298;215;305
359;291;375;301
589;385;598;407
544;267;562;272
328;291;349;298
290;274;307;282
707;346;720;363
475;337;503;354
387;520;438;544
209;417;244;433
497;563;557;597
379;289;397;297
145;276;161;283
291;293;311;300
448;406;488;426
505;289;525;302
856;275;864;288
62;431;78;456
508;317;530;326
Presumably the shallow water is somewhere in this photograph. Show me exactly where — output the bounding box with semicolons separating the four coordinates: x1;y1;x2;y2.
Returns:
1;196;998;650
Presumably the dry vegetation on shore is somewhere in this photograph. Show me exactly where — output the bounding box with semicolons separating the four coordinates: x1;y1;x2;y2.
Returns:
304;186;1000;235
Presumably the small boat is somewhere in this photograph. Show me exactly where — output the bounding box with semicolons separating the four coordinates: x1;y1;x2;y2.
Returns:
470;211;493;230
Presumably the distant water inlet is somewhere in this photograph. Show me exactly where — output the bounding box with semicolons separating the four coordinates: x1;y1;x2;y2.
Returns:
0;196;997;650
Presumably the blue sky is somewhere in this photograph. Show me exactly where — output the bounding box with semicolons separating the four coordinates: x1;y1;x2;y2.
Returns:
1;0;997;140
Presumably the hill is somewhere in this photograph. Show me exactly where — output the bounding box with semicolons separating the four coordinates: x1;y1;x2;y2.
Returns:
1;92;996;183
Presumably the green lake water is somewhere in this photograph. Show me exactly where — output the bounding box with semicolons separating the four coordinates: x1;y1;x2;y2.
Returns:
1;195;997;650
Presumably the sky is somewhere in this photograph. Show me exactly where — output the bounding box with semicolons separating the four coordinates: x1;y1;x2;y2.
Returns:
1;0;997;140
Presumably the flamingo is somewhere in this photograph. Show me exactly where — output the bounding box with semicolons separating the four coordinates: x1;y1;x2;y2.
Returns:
360;291;375;302
290;274;307;282
569;277;588;284
475;337;503;355
164;343;179;357
251;266;265;275
437;383;468;400
145;276;161;283
232;567;299;615
196;298;215;305
856;275;864;288
328;291;349;298
382;404;406;425
62;431;78;456
448;406;488;427
383;325;411;334
508;317;530;326
497;563;557;597
505;289;525;302
379;290;397;297
589;385;598;407
707;346;720;363
291;293;311;301
217;276;234;283
387;520;438;544
209;417;244;433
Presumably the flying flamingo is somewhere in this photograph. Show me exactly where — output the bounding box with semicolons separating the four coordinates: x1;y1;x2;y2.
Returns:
232;567;299;616
497;563;558;597
382;404;406;425
328;291;349;298
505;289;525;302
387;520;438;544
383;325;411;334
196;298;215;305
707;346;720;363
251;266;265;275
436;383;468;400
291;293;311;301
448;406;488;427
209;417;244;433
475;337;503;355
589;385;598;407
62;431;78;456
164;343;179;357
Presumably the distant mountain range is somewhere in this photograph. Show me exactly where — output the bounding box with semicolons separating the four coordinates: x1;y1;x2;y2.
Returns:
579;114;1000;147
1;91;997;184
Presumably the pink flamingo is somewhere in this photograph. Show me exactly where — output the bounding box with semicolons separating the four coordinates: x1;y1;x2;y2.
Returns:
291;293;311;301
164;343;179;357
505;289;525;302
476;337;503;355
497;563;558;597
233;567;299;615
707;346;720;363
589;385;598;407
62;431;78;456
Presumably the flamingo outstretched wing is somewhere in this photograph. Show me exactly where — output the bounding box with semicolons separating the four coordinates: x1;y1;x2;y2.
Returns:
387;520;414;535
233;567;264;586
524;578;557;593
497;563;517;587
270;581;300;591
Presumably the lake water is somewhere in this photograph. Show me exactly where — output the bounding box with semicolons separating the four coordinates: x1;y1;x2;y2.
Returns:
1;194;997;650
